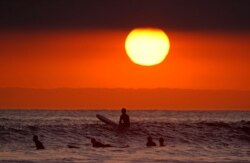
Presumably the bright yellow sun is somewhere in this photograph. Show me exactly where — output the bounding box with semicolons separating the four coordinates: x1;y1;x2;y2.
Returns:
125;28;170;66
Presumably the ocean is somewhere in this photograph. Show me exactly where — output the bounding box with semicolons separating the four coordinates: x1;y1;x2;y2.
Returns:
0;110;249;163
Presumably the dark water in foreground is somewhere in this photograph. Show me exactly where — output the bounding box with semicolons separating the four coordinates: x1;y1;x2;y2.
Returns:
0;110;250;163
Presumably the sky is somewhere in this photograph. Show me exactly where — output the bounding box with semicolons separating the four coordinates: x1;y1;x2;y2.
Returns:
0;0;250;90
0;0;250;109
0;30;250;90
1;0;250;30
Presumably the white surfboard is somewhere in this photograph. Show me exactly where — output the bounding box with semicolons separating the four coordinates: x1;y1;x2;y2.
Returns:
96;114;118;127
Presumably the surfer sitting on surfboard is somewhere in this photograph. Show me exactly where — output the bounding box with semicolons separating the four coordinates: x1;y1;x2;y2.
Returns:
119;108;130;128
91;138;112;148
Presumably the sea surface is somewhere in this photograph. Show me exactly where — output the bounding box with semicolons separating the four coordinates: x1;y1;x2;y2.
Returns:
0;110;250;163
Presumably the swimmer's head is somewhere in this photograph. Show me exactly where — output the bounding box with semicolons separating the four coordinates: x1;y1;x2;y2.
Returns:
91;138;96;143
147;136;152;141
33;135;38;141
159;137;164;143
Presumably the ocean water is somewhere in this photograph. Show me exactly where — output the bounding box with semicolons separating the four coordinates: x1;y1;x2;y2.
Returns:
0;110;250;163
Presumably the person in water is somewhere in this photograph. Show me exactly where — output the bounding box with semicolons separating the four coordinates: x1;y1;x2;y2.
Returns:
146;136;156;147
33;135;45;150
91;138;112;148
119;108;130;128
159;137;165;146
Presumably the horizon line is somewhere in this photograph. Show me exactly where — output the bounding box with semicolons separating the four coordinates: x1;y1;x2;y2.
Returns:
0;87;250;92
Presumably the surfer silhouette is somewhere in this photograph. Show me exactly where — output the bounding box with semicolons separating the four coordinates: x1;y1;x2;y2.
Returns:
159;137;165;146
91;138;112;148
32;135;45;150
146;136;156;147
119;108;130;128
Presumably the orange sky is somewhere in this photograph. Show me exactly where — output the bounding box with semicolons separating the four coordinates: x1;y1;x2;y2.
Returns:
0;29;250;90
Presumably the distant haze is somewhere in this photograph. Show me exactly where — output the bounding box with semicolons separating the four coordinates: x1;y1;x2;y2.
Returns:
0;88;249;110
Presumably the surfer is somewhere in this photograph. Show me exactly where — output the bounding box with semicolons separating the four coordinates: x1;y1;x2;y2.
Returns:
146;136;156;147
32;135;45;150
119;108;130;128
159;137;165;146
91;138;112;148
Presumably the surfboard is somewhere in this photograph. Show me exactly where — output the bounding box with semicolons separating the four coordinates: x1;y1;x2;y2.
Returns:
96;114;118;127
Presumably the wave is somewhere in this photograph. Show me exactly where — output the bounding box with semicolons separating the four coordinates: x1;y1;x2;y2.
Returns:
1;120;250;147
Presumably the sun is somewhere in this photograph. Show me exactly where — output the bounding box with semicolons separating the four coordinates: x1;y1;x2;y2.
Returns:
125;28;170;66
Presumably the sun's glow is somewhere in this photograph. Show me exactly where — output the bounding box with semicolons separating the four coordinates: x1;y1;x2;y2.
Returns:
125;28;170;66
